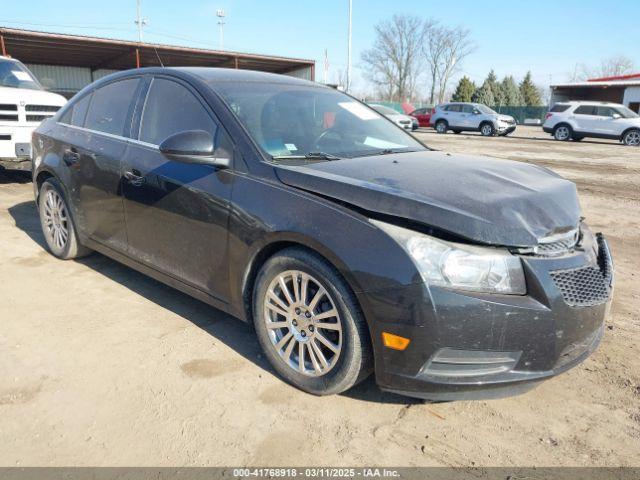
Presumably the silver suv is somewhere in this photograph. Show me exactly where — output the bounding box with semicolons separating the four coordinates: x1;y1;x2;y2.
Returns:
543;101;640;146
431;102;517;136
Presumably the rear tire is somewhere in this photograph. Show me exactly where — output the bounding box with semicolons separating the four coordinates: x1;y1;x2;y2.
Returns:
452;130;461;135
38;179;92;260
480;122;495;136
252;248;372;396
622;129;640;146
553;124;572;141
435;120;448;134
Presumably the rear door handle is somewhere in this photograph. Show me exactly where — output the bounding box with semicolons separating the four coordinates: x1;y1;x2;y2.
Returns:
124;170;145;187
63;148;80;166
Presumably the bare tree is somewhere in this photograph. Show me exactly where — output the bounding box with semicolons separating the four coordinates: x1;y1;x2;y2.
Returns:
360;15;425;102
422;24;475;104
577;55;636;80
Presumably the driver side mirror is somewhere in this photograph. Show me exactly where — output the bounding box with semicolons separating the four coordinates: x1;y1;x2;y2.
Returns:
612;113;622;119
159;130;229;168
473;110;481;115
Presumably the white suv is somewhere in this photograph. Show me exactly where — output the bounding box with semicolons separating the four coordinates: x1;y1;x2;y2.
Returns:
543;101;640;146
431;102;517;136
0;56;67;170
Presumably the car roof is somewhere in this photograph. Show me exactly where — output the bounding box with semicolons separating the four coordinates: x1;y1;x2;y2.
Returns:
561;100;624;106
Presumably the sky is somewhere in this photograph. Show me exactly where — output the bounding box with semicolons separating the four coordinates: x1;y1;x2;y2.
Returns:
2;0;639;95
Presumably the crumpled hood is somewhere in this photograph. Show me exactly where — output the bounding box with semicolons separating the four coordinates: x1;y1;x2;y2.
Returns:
274;150;581;247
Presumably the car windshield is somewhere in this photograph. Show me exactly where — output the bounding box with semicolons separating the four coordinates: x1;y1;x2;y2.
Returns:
615;106;639;118
371;105;400;116
0;59;43;90
212;82;425;160
477;104;497;115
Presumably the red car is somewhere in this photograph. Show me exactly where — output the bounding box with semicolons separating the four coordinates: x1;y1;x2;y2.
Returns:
409;108;433;128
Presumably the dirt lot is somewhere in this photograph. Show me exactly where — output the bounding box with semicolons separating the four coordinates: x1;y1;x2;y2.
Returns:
1;126;639;467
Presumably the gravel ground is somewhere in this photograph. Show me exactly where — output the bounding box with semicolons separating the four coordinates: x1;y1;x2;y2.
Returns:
0;126;638;467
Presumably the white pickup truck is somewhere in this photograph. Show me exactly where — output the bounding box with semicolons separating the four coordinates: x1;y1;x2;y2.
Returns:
0;56;67;170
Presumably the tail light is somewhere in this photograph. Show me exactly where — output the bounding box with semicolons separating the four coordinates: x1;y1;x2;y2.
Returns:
545;113;553;120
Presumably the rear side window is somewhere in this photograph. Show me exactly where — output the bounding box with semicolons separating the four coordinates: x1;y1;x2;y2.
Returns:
85;78;139;136
550;104;570;112
139;78;217;146
574;105;596;115
445;104;462;112
71;93;92;127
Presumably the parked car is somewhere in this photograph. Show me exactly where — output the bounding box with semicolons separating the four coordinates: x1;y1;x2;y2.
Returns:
431;102;517;136
0;55;67;171
32;68;613;401
409;107;432;128
543;101;640;146
369;104;417;130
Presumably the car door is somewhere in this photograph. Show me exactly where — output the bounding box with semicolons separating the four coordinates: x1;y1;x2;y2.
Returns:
572;105;598;133
61;77;141;253
460;104;478;128
594;106;622;136
122;76;233;301
443;104;463;127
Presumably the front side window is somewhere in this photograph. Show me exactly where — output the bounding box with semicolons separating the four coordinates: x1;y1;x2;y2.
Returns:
0;59;42;91
139;78;217;145
85;78;139;136
461;105;476;114
213;82;425;160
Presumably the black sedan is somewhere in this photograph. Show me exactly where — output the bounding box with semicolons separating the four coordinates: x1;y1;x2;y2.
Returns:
31;68;614;400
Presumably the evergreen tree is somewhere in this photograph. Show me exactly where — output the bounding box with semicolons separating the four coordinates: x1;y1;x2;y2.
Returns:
486;69;504;106
471;80;495;106
501;76;524;106
451;76;477;102
519;71;542;106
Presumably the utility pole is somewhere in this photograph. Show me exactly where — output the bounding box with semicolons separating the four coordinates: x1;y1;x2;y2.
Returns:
346;0;352;92
217;9;226;50
135;0;147;43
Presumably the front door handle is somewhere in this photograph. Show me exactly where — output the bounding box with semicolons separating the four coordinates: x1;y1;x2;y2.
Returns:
63;148;80;166
124;170;145;187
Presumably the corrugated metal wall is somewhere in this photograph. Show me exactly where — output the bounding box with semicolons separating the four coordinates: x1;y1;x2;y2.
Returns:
26;64;92;96
285;66;313;80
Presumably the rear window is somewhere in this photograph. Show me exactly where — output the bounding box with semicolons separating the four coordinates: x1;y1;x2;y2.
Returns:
574;105;596;115
85;78;139;136
550;104;570;112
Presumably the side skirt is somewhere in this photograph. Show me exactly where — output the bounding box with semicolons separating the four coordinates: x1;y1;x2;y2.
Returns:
84;237;244;321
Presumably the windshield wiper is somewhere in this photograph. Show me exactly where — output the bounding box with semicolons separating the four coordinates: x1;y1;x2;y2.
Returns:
272;151;341;161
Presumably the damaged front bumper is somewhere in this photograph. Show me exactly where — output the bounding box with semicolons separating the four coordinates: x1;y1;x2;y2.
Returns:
357;233;613;401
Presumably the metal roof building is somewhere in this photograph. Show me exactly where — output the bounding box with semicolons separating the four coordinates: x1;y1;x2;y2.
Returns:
0;27;315;98
550;73;640;113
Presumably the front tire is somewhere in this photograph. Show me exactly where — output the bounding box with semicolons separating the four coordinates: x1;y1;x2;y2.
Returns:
622;129;640;146
38;179;92;260
480;122;495;136
435;120;448;134
252;248;372;396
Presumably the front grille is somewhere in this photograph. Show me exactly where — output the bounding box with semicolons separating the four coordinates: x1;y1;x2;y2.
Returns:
0;104;18;111
537;237;578;255
0;114;19;121
26;114;52;122
551;266;609;307
25;104;60;112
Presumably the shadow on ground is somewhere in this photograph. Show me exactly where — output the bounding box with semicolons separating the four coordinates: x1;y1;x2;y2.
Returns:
7;198;416;405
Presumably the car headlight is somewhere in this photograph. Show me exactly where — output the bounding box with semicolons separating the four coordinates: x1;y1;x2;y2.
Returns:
371;220;526;294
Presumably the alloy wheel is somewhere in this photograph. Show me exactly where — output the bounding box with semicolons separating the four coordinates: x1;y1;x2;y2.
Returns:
436;122;446;133
42;189;69;250
555;126;570;141
481;124;493;136
263;270;342;377
624;130;640;146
